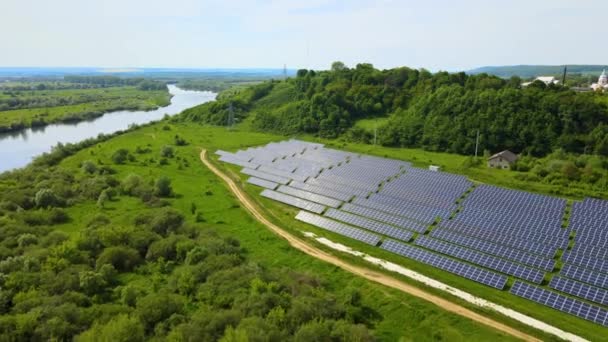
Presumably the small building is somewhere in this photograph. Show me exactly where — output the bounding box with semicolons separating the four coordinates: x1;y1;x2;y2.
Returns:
429;165;441;172
522;76;560;87
591;69;608;92
487;150;518;169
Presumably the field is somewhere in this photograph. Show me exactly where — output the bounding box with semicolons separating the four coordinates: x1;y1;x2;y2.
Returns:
3;118;608;339
0;86;170;132
7;122;550;341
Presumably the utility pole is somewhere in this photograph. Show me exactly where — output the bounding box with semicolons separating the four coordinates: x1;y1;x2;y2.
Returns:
374;122;377;146
562;65;568;85
227;102;235;130
474;130;480;157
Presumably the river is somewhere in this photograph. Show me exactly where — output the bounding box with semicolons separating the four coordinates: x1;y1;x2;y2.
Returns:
0;85;216;173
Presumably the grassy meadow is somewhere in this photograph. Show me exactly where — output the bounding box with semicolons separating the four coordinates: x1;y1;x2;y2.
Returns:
26;121;540;341
0;86;170;131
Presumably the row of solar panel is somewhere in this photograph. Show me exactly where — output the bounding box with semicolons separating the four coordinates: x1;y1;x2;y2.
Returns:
453;210;567;236
381;239;508;290
415;236;545;283
341;203;429;233
324;208;414;242
306;177;371;198
218;154;260;170
430;228;555;271
288;180;354;202
277;185;343;208
561;251;608;274
510;281;608;327
561;264;608;289
352;198;439;225
439;220;563;255
550;276;608;306
570;243;608;261
260;190;325;214
295;211;381;246
368;193;453;218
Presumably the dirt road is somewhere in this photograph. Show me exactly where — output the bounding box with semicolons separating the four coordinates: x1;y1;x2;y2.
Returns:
200;149;542;342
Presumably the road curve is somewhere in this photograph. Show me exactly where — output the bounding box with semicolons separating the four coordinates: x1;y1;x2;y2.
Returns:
199;149;541;342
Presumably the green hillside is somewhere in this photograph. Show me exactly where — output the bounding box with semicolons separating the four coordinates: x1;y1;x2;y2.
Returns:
179;63;608;158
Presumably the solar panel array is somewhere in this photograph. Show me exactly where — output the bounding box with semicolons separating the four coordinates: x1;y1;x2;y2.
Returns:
296;211;381;246
382;239;508;290
550;276;608;306
260;189;326;214
218;140;608;326
415;236;545;283
430;228;555;271
324;208;414;242
511;281;608;327
246;177;278;190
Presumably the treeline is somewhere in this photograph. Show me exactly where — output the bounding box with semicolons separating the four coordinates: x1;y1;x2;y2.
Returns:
65;76;167;91
0;128;374;341
179;62;608;157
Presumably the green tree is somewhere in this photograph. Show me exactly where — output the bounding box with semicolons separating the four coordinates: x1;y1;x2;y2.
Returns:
155;176;173;197
34;188;59;208
75;314;145;342
111;149;130;164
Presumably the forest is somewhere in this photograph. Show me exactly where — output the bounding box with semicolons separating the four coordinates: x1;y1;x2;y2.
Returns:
180;62;608;158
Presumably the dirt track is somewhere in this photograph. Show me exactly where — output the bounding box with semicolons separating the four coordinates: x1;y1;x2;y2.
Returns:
200;149;541;342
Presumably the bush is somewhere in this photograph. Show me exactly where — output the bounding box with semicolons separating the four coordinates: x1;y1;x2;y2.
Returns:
96;246;142;272
160;145;174;158
155;176;173;197
112;149;130;164
34;188;59;208
81;160;97;174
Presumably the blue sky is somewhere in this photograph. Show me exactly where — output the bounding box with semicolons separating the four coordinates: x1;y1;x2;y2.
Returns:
0;0;606;71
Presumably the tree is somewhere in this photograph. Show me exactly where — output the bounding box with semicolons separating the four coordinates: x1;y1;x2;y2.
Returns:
82;160;97;174
111;149;130;164
96;246;142;272
160;145;174;158
331;61;347;72
75;314;145;342
155;176;173;197
35;188;59;208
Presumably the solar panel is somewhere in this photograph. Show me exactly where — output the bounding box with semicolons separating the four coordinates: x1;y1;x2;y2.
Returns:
341;203;429;233
289;180;353;201
219;155;260;169
510;281;608;327
260;190;326;214
381;239;508;289
295;211;381;246
550;276;608;306
561;251;608;274
242;168;290;185
324;208;413;242
277;186;343;208
415;236;545;283
430;228;555;271
246;177;278;190
561;264;608;289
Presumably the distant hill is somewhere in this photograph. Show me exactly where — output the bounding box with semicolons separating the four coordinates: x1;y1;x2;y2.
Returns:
468;65;607;79
0;67;297;80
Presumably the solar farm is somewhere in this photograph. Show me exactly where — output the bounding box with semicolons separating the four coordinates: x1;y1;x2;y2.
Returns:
216;140;608;327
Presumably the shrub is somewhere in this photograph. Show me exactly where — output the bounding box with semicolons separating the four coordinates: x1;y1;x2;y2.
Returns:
111;149;130;164
82;160;97;174
160;145;174;158
96;246;142;272
155;176;172;197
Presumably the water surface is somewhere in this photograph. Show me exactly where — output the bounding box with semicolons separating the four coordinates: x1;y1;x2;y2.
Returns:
0;85;215;172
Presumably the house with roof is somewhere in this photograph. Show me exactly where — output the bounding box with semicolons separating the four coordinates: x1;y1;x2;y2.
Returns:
521;76;560;87
591;69;608;91
488;150;518;169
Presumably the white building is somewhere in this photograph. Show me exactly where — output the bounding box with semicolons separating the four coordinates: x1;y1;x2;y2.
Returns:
591;70;608;91
521;76;560;87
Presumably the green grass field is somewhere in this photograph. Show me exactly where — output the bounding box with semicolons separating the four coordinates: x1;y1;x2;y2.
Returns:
45;122;553;341
0;86;170;131
42;121;608;341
